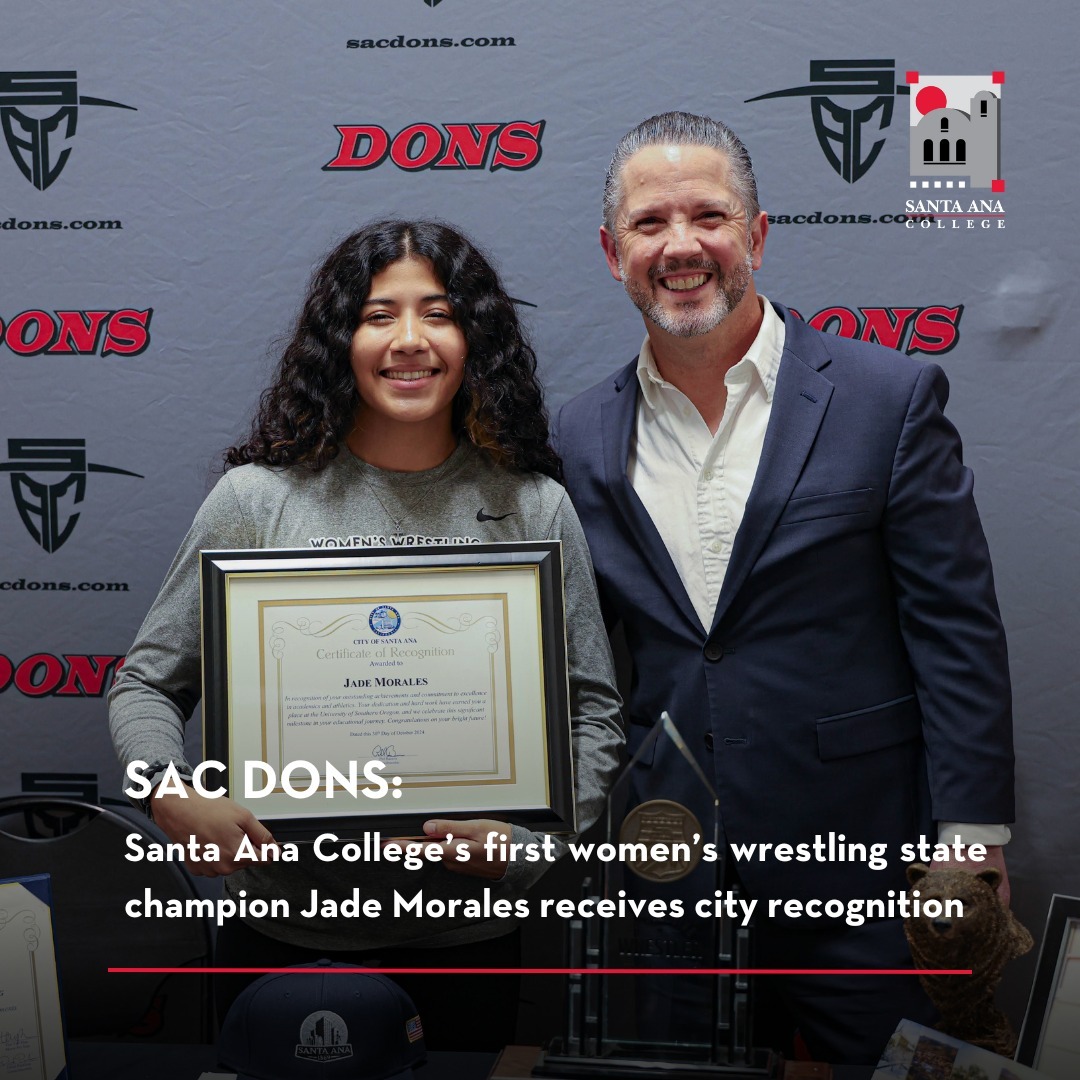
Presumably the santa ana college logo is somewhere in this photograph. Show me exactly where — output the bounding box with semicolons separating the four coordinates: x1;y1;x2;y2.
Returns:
903;71;1005;229
907;71;1004;192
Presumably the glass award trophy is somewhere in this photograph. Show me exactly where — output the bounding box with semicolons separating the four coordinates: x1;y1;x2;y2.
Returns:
535;713;779;1078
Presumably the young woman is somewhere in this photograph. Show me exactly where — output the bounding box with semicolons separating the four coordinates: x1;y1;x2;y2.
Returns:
108;220;623;1047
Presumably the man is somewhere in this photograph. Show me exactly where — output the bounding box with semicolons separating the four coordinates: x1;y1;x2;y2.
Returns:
556;112;1014;1065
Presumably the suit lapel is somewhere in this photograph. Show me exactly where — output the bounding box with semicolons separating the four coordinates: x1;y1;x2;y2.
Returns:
601;364;706;637
711;311;835;631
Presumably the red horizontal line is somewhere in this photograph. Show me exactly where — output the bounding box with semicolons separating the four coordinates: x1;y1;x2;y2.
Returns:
107;966;970;976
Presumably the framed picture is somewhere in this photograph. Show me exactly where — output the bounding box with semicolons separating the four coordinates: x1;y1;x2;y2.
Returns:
873;1018;1050;1080
200;542;573;840
1016;893;1080;1078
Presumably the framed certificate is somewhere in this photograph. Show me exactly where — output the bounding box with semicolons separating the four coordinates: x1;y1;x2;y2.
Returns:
200;542;573;839
0;874;68;1080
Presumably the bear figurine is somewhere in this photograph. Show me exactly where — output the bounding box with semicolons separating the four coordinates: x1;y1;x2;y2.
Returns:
904;863;1033;1056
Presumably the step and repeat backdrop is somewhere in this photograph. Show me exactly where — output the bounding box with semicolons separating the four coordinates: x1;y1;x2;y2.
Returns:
2;0;1073;1017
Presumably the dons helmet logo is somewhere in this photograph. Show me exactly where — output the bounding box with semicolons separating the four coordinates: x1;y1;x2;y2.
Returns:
0;71;136;190
0;439;143;553
324;121;544;172
746;60;910;184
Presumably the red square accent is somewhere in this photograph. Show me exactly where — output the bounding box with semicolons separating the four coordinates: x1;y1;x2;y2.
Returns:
992;70;1005;84
992;179;1005;192
906;70;920;83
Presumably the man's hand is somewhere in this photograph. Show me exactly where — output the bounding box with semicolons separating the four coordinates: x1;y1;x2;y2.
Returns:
932;844;1010;907
422;818;511;881
150;785;277;877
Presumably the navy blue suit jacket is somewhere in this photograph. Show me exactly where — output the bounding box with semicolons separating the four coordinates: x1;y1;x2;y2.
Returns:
556;303;1014;903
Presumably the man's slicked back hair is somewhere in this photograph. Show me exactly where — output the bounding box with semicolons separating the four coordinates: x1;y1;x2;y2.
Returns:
602;111;760;234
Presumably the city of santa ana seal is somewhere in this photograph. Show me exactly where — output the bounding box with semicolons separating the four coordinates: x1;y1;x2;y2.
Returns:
369;604;401;636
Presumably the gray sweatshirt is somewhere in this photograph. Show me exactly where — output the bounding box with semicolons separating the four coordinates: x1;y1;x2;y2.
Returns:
109;440;623;950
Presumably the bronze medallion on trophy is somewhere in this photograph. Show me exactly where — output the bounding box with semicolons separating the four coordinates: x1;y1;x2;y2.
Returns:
618;798;704;882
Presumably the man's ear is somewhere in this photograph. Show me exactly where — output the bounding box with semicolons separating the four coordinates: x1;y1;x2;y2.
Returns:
599;226;622;282
749;210;768;271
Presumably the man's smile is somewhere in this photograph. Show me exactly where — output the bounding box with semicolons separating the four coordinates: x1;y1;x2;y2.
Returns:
660;272;711;291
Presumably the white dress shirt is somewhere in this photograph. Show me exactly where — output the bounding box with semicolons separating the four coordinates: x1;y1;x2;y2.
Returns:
628;296;783;632
625;296;1008;850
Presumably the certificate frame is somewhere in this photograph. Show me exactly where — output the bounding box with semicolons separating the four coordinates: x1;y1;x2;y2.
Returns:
200;542;573;840
1016;893;1080;1074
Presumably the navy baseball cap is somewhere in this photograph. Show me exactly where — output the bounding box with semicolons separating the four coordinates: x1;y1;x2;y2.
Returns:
218;962;426;1080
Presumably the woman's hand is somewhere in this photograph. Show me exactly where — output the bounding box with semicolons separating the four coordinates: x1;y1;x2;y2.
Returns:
150;785;277;877
422;818;512;881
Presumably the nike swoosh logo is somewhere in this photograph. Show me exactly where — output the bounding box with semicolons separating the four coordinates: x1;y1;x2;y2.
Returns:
476;508;517;522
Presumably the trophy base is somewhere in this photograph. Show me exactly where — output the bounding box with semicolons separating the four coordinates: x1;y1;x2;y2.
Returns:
529;1043;782;1080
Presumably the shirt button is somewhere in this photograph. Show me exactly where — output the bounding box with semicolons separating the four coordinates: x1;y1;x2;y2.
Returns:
709;539;722;554
703;469;714;482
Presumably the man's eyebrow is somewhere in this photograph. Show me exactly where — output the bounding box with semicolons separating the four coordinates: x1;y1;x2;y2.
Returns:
689;198;741;214
623;208;664;226
626;198;740;219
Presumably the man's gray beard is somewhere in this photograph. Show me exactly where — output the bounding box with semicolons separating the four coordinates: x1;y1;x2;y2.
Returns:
621;255;753;338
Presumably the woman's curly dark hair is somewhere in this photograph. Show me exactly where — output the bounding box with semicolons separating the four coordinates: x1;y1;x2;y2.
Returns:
225;219;562;480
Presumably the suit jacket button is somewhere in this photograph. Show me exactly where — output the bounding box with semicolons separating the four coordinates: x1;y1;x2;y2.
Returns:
704;732;714;752
704;641;724;661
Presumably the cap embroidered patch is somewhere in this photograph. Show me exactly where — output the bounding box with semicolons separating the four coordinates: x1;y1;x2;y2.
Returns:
296;1010;353;1063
